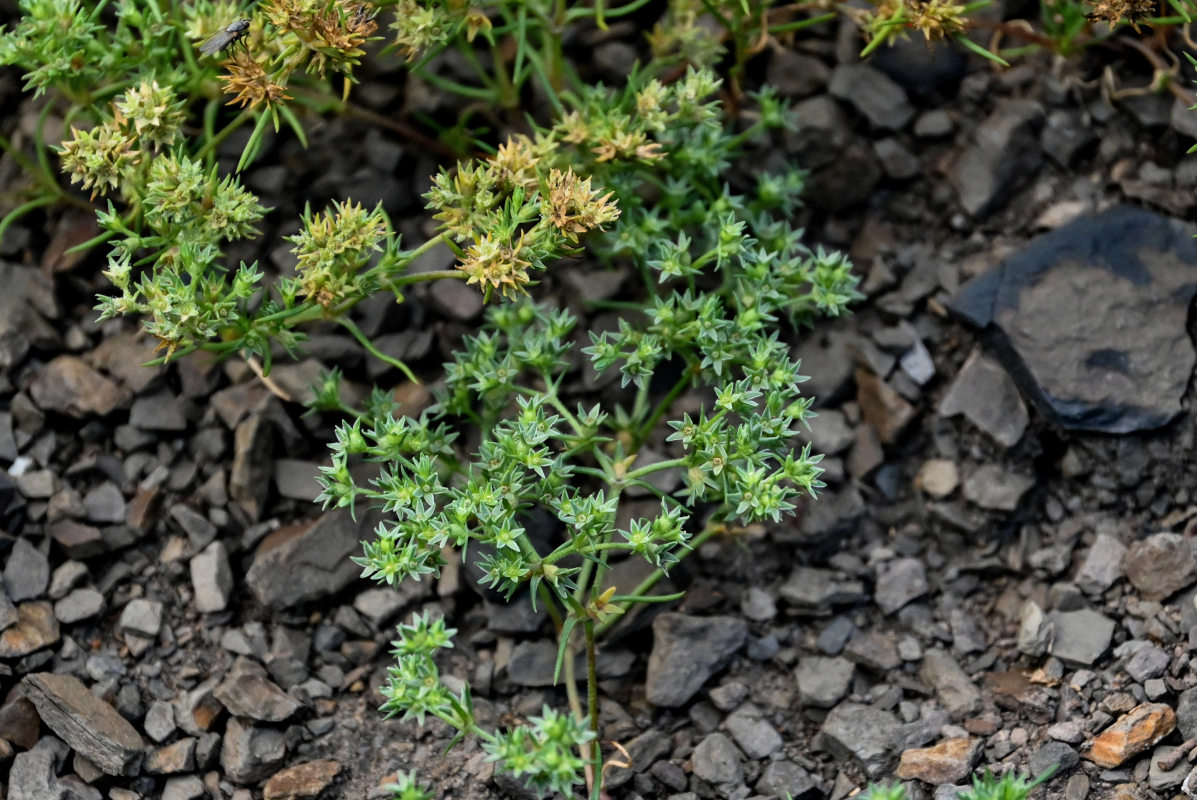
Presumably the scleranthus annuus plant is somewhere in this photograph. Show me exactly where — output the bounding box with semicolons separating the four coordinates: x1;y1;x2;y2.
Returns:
312;69;860;799
3;4;861;799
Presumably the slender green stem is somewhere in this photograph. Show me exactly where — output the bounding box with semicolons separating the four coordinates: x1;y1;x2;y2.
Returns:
565;0;656;21
64;226;119;255
419;64;498;101
389;268;462;286
336;317;417;383
768;13;837;33
545;541;631;565
561;621;585;741
584;619;601;800
0;196;57;249
624;457;686;482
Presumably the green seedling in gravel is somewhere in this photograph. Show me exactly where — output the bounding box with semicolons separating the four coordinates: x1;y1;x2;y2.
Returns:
858;765;1058;800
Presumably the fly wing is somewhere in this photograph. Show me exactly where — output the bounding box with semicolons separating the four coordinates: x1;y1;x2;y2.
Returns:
198;30;232;55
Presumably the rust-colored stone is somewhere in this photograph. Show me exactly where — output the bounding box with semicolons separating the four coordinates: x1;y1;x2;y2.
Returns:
0;602;59;658
263;759;342;800
1084;702;1176;768
124;485;162;532
856;368;916;445
895;737;982;785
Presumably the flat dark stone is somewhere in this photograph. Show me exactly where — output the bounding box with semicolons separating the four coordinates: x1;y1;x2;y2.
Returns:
952;205;1197;433
21;672;144;776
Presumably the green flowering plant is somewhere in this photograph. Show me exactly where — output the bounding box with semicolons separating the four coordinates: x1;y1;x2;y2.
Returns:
1;2;861;799
312;68;858;798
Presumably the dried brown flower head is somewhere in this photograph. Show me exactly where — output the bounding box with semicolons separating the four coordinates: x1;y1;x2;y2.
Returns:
220;52;291;108
492;134;555;191
544;169;620;242
1086;0;1156;29
905;0;968;39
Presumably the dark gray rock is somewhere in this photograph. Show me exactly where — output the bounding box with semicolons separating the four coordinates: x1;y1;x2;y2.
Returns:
273;459;324;502
724;704;782;759
874;558;928;614
170;505;217;550
645;614;748;708
800;409;855;455
779;566;866;609
1123;533;1197;601
691;732;743;786
920;649;981;717
4;537;49;601
845;629;902;671
1049;608;1115;665
795;656;853;707
806;139;883;212
739;586;777;622
1017;601;1053;656
214;673;302;723
9;748;69;800
1151;745;1190;789
21;672;145;776
1029;740;1079;778
144;699;177;743
0;261;61;358
767;50;829;98
1125;645;1170;682
816;616;856;655
792;324;857;407
937;348;1028;447
828;63;915;131
948;99;1043;217
29;356;127;418
221;717;287;784
507;640;577;688
161;775;206;800
605;729;673;787
962;465;1034;512
819;702;902;778
949;608;986;655
874;137;921;180
118;598;163;639
129;391;188;431
230;411;273;521
0;586;17;630
246;508;378;609
756;760;820;799
191;541;233;613
1076;533;1126;595
1178;686;1197;739
54;588;105;624
1041;109;1097;168
952;206;1197;433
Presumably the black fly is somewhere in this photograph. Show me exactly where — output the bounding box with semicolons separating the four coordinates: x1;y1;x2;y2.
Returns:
198;18;251;56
